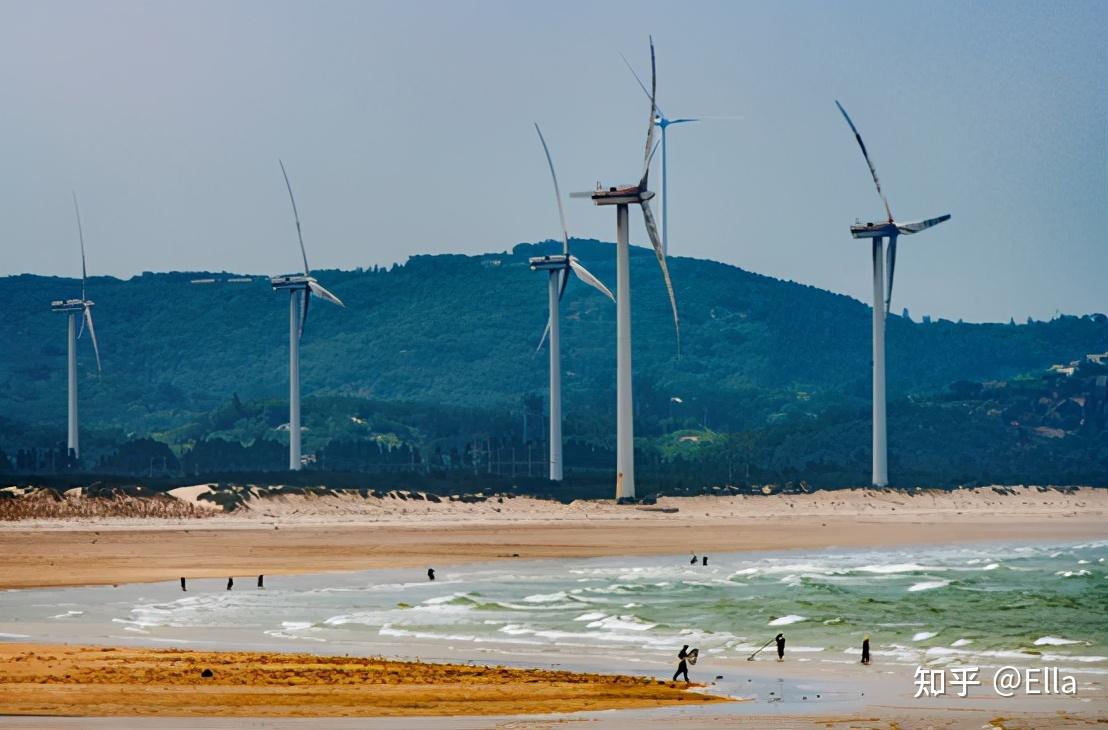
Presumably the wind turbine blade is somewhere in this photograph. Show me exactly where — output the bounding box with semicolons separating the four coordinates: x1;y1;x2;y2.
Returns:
640;36;658;188
640;199;680;353
72;192;87;301
534;123;570;255
557;265;570;301
834;101;893;223
885;238;897;316
299;288;310;341
619;49;666;119
279;159;310;275
569;191;594;199
535;318;551;354
83;305;102;375
667;118;700;125
308;279;346;307
569;256;615;302
897;214;951;235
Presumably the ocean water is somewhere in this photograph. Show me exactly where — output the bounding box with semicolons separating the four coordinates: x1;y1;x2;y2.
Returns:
2;540;1105;675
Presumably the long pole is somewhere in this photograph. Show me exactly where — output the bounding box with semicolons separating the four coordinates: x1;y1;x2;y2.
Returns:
67;312;78;461
661;124;668;257
289;289;301;471
871;237;888;487
548;270;563;481
615;204;635;500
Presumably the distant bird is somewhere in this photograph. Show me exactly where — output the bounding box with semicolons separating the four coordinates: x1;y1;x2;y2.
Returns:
835;101;951;487
270;161;345;471
571;36;680;501
50;193;102;463
619;41;740;257
529;123;615;482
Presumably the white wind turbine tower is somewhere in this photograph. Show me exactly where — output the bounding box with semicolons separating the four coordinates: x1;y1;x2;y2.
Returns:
835;101;950;487
620;43;740;257
571;37;680;501
530;123;615;482
270;160;345;471
50;193;102;463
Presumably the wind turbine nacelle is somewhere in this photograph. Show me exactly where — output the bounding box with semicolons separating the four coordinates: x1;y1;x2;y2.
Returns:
850;221;899;239
51;298;87;312
589;186;652;206
271;274;312;290
529;255;569;271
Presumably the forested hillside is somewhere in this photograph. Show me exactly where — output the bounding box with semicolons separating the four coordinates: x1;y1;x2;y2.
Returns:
2;240;1106;486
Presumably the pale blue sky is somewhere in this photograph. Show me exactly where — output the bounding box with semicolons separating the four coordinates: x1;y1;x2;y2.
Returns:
1;0;1104;322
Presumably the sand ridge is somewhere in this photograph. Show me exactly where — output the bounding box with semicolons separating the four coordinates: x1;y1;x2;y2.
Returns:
0;644;723;718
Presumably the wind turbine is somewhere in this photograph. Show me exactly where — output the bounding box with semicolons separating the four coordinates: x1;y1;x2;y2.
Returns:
50;193;102;464
529;123;615;482
620;43;739;257
571;37;680;501
835;100;950;487
270;160;345;471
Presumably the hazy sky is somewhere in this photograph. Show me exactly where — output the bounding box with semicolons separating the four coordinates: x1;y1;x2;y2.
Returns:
2;0;1105;322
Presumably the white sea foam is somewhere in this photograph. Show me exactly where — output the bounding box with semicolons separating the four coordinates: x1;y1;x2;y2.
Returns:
0;632;31;639
857;563;935;574
951;639;973;647
49;610;84;619
1039;653;1108;663
573;611;607;622
1034;636;1081;646
908;579;950;592
769;614;806;626
522;591;570;603
422;592;468;605
1056;570;1092;577
586;615;655;632
912;631;938;641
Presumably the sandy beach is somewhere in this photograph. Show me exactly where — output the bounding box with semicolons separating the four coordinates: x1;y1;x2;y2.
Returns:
1;486;1104;590
1;486;1105;728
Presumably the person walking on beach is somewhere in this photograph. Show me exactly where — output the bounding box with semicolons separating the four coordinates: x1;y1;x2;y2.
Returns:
226;577;233;591
257;574;264;589
861;635;870;665
775;633;785;661
673;645;691;683
427;568;436;581
702;555;708;566
180;577;187;592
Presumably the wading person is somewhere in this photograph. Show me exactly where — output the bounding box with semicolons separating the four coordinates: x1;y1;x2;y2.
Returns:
180;577;186;592
257;574;264;589
673;645;691;683
861;635;870;665
690;555;698;565
775;633;785;661
427;568;436;581
226;577;233;591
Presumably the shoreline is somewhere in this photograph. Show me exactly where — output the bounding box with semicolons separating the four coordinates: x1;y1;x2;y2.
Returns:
1;487;1105;590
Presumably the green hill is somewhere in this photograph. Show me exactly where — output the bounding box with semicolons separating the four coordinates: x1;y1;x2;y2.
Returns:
2;241;1106;486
